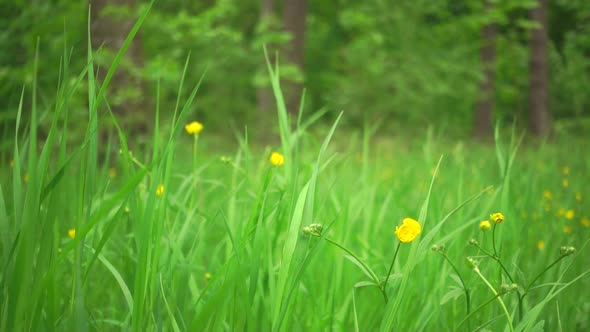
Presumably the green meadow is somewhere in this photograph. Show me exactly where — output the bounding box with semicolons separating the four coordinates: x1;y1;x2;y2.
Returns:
2;4;590;332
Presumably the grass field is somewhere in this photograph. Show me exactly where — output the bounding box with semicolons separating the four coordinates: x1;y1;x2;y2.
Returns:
1;13;590;332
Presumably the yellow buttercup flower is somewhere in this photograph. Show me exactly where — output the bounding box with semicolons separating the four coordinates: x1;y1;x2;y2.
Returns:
562;179;569;188
185;121;203;135
395;218;421;243
563;225;572;234
156;184;165;197
562;166;570;175
108;167;117;178
565;210;575;220
581;218;590;227
479;220;491;231
490;212;504;224
270;152;285;166
537;240;545;250
556;208;565;217
575;192;582;202
68;229;76;239
542;190;552;200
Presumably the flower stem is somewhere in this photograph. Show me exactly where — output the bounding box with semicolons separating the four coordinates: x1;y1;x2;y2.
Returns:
522;255;567;298
382;242;401;303
454;293;503;331
324;238;380;284
474;267;514;332
440;252;470;330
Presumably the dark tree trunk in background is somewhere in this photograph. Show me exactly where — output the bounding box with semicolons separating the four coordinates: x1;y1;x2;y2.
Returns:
90;0;147;135
282;0;307;115
529;0;551;136
257;0;275;115
474;0;497;139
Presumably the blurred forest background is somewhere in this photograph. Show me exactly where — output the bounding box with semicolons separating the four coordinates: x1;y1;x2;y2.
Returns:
1;0;590;145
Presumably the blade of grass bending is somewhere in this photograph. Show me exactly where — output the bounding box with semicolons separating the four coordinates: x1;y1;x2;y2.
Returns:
90;247;134;313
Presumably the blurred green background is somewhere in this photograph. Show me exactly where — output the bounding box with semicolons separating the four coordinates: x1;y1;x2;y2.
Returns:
1;0;589;144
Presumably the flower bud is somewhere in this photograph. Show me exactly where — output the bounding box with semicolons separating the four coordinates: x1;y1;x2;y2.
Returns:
468;239;479;246
560;246;576;256
479;220;491;231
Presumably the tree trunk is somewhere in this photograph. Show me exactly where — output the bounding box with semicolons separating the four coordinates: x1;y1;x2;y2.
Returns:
474;0;497;139
529;0;551;136
257;0;275;115
90;0;147;135
282;0;307;115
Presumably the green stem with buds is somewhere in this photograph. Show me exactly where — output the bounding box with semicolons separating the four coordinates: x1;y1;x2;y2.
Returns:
473;266;514;332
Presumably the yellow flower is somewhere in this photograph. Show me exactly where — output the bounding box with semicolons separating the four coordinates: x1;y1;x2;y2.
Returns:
270;152;285;166
479;220;491;231
490;212;504;224
537;240;545;251
575;192;582;202
395;218;422;243
581;218;590;228
108;167;117;178
565;210;575;220
156;184;165;197
556;208;565;217
563;225;572;234
562;166;570;175
543;190;552;200
185;121;203;135
562;179;569;188
68;229;76;239
23;173;29;183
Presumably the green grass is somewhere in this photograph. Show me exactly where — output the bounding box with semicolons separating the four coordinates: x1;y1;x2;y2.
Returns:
2;10;590;331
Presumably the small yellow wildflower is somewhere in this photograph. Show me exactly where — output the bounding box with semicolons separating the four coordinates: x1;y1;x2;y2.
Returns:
537;240;545;251
68;229;76;239
562;179;569;188
479;220;491;231
575;192;582;202
185;121;203;135
565;210;575;220
543;190;552;200
108;167;117;178
563;225;572;234
270;152;285;166
156;184;165;197
556;208;565;217
562;166;570;175
581;218;590;227
23;173;29;183
490;212;505;224
395;218;422;243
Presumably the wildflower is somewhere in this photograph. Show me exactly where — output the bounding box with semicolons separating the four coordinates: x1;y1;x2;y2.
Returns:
575;192;582;202
156;184;165;197
108;167;117;178
562;166;570;175
490;212;504;224
68;229;76;239
560;246;575;256
581;218;590;227
563;225;572;234
562;179;569;188
479;220;491;231
302;223;323;237
543;190;552;200
565;210;575;220
185;121;203;135
395;218;421;243
23;173;29;183
270;152;285;166
537;240;545;250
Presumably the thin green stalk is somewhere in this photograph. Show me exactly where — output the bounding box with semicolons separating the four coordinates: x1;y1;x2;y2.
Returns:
382;242;401;303
324;238;380;284
439;252;470;330
491;223;498;258
455;293;504;331
473;266;514;332
522;255;568;298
